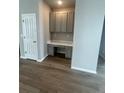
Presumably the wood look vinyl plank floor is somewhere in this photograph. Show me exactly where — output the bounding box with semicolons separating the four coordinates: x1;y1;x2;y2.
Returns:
19;56;105;93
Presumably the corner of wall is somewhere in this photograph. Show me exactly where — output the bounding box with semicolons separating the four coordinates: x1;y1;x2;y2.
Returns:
37;55;48;62
71;66;97;74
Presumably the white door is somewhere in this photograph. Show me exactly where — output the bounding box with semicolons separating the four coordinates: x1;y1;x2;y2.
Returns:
22;13;38;60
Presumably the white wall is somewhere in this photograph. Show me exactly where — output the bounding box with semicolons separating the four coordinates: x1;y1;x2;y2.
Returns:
72;0;105;73
38;0;50;60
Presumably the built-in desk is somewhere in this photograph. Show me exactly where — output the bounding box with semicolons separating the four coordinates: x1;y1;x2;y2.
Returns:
47;40;73;58
47;40;73;47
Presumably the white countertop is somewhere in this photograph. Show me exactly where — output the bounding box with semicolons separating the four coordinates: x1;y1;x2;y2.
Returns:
47;40;73;47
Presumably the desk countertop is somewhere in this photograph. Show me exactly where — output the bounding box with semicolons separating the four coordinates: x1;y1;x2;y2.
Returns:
47;40;73;47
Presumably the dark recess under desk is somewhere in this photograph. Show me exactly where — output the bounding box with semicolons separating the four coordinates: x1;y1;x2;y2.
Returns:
54;47;65;58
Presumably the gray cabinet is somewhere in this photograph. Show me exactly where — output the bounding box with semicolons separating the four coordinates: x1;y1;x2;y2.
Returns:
47;45;54;56
50;11;74;32
67;12;74;32
50;12;56;32
60;13;67;32
55;13;61;32
65;47;72;58
55;12;67;32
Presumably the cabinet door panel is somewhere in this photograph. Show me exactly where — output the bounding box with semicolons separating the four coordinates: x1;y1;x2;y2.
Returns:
50;13;56;32
50;12;74;32
65;47;72;58
67;12;74;32
61;13;67;32
55;13;61;32
47;45;54;56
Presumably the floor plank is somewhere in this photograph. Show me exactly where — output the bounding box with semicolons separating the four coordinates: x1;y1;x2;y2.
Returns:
20;56;105;93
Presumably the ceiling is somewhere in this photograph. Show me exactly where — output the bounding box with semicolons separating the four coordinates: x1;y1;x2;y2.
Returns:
44;0;75;9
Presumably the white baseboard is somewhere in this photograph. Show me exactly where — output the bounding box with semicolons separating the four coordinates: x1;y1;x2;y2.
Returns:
20;56;38;60
20;56;27;59
71;66;97;74
37;55;48;62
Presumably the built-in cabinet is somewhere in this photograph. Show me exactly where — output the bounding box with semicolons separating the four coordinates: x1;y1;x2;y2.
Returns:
50;12;56;32
50;11;74;32
48;10;74;59
65;47;72;58
67;12;74;32
47;44;54;56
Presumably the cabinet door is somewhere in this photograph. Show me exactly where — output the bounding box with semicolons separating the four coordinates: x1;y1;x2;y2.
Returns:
47;45;54;56
55;13;61;32
67;12;74;32
61;13;67;32
50;12;56;32
65;47;72;58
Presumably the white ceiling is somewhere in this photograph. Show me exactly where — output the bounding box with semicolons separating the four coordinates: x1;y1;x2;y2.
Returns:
44;0;75;9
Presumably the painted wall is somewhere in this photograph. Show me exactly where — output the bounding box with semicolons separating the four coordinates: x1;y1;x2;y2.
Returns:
72;0;105;73
38;0;51;59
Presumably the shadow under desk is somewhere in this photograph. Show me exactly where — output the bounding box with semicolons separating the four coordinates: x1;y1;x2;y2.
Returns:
47;40;73;59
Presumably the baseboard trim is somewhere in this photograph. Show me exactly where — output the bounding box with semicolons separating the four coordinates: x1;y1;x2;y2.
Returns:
20;56;27;59
37;55;48;62
71;67;97;74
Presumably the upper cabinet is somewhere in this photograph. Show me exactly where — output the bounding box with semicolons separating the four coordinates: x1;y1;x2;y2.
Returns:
59;13;67;32
50;12;56;32
50;11;74;32
67;12;74;32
